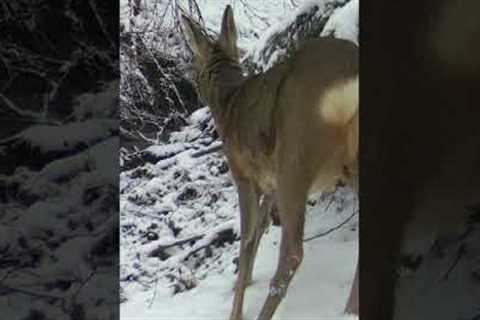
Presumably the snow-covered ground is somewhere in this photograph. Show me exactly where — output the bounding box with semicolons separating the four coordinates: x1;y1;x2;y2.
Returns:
120;1;359;319
123;219;357;320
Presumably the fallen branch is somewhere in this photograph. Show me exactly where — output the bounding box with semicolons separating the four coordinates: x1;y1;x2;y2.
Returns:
149;234;204;258
191;143;223;158
0;93;59;124
150;221;237;263
180;227;236;262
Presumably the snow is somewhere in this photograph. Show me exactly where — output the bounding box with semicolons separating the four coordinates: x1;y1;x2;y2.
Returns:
146;143;189;159
393;186;480;319
23;137;118;192
74;80;119;120
122;207;358;320
249;0;332;59
247;0;358;71
188;107;211;125
1;119;116;153
321;0;358;45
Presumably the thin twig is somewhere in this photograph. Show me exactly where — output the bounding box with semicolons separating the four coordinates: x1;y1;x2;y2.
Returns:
304;210;358;242
87;0;116;52
324;195;336;212
441;244;466;281
147;260;161;308
0;284;65;301
72;268;97;302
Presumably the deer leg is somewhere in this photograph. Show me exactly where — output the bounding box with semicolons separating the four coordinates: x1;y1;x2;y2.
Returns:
256;185;307;320
344;262;359;315
230;178;261;320
244;192;274;286
345;151;359;315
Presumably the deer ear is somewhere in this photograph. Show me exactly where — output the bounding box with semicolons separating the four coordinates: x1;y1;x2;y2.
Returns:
219;5;238;59
181;14;210;62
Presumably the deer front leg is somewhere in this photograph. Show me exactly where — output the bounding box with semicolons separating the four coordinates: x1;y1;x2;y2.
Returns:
230;178;262;320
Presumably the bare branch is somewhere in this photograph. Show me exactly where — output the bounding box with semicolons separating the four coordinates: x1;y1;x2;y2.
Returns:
0;94;35;118
87;0;116;52
0;284;65;301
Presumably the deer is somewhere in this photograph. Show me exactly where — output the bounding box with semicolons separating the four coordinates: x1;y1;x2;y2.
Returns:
182;6;358;320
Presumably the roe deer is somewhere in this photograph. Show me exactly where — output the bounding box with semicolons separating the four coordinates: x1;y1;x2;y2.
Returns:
182;6;358;320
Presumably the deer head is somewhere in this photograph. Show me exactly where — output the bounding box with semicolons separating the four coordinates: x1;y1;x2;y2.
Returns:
182;5;239;72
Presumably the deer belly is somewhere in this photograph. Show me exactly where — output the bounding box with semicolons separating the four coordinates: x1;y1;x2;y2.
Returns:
309;171;343;195
309;158;346;195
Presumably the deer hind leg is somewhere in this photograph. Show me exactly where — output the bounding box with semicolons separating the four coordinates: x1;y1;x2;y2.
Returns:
256;181;308;320
230;178;262;320
243;192;275;286
345;262;359;315
345;161;359;315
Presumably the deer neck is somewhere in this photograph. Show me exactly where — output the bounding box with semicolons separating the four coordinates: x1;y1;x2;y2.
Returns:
201;53;244;139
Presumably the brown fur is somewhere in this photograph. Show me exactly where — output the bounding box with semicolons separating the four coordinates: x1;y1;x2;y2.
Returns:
183;6;358;320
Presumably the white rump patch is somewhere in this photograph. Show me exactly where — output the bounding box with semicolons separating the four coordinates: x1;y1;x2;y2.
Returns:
319;76;359;125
